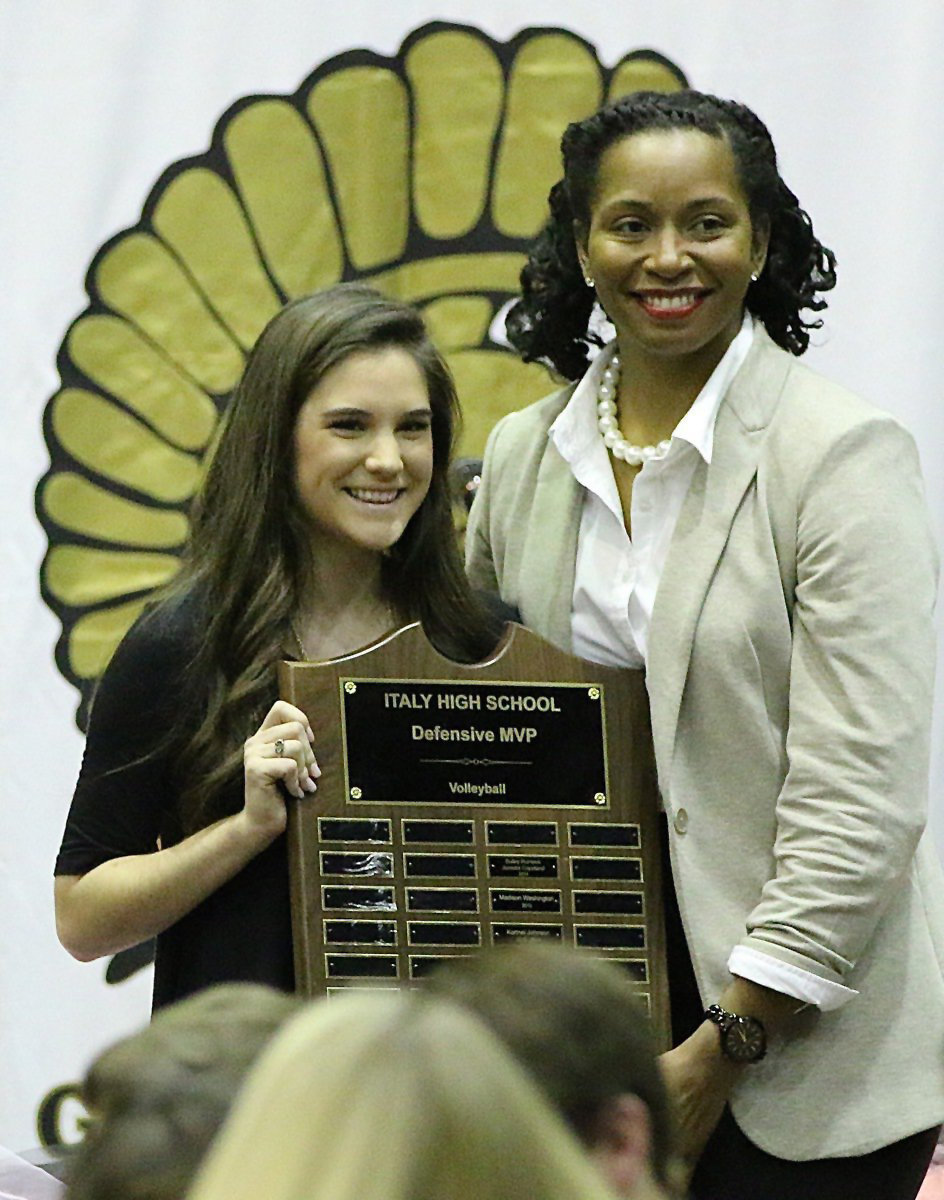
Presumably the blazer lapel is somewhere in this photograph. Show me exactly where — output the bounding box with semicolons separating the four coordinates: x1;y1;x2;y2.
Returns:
517;444;582;651
647;331;792;774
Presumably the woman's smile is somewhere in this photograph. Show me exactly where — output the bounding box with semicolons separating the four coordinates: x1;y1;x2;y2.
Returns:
344;486;406;504
631;288;712;320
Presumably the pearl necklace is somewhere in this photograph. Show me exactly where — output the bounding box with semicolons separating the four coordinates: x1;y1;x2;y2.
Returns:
596;354;672;466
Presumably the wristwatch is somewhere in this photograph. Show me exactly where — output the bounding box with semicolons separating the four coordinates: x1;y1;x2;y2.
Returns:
703;1004;767;1063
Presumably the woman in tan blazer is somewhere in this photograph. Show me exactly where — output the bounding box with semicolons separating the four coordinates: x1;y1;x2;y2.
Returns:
466;90;944;1200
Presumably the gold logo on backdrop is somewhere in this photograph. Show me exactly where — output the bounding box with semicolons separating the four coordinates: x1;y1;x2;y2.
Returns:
36;23;686;725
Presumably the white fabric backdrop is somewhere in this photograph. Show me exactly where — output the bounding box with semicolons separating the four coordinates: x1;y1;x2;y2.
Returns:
2;0;942;1151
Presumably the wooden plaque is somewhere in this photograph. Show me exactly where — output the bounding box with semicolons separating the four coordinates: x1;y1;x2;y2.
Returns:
279;621;670;1050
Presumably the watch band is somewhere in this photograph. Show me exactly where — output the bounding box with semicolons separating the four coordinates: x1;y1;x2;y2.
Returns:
704;1003;737;1031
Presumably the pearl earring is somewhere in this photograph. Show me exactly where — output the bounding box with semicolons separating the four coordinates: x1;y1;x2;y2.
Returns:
584;273;595;288
750;271;759;282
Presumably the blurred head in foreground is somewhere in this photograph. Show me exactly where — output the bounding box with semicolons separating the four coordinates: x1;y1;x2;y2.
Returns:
187;990;620;1200
68;983;302;1200
427;943;679;1199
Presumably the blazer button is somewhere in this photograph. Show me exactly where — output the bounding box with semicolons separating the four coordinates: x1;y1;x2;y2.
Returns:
673;808;689;835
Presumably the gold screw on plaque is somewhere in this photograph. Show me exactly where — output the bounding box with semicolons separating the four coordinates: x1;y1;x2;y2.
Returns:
588;687;600;700
344;682;357;694
350;787;363;800
594;792;606;805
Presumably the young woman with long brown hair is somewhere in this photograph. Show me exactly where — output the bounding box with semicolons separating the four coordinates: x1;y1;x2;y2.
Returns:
55;283;500;1010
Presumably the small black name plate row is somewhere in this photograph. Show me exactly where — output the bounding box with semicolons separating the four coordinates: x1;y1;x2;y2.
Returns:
317;816;641;848
319;919;647;954
318;850;643;882
320;885;644;917
323;954;650;986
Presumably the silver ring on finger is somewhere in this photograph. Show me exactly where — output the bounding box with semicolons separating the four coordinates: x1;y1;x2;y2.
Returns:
274;738;285;757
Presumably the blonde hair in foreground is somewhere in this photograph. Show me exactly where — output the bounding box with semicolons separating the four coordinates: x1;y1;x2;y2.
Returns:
187;991;619;1200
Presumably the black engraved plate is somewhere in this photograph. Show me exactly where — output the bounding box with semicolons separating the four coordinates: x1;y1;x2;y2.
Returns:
320;851;394;878
614;959;649;983
573;891;644;916
402;819;474;844
404;853;476;878
407;888;478;913
408;922;481;946
327;986;391;996
492;924;563;942
322;885;396;911
488;854;558;878
569;822;640;848
325;954;398;978
571;856;642;882
409;956;461;979
486;821;558;845
318;818;392;843
323;920;397;946
341;680;607;807
490;889;562;913
575;925;646;950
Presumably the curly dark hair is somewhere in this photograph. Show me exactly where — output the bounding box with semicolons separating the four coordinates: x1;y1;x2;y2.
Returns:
506;90;837;379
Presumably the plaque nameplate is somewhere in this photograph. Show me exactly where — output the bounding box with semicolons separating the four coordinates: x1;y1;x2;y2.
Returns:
407;887;479;913
574;925;646;950
488;854;558;878
326;986;392;996
492;923;563;942
321;885;396;911
573;890;644;916
490;888;562;913
486;821;558;845
569;823;640;848
325;954;399;979
404;853;476;878
615;959;649;983
320;851;394;878
318;818;392;843
340;679;607;807
402;819;474;844
323;920;397;946
407;922;481;947
409;956;461;980
571;856;642;882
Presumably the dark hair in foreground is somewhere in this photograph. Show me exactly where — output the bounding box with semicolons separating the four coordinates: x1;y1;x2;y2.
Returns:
67;984;301;1200
427;943;676;1189
507;89;838;379
155;283;498;831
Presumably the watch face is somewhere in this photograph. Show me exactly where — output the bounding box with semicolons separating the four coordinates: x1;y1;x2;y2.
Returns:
722;1016;767;1062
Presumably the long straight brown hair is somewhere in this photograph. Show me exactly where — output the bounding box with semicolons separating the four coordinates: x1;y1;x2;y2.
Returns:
157;284;498;833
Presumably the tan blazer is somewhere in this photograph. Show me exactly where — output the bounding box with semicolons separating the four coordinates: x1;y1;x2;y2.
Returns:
466;328;944;1159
